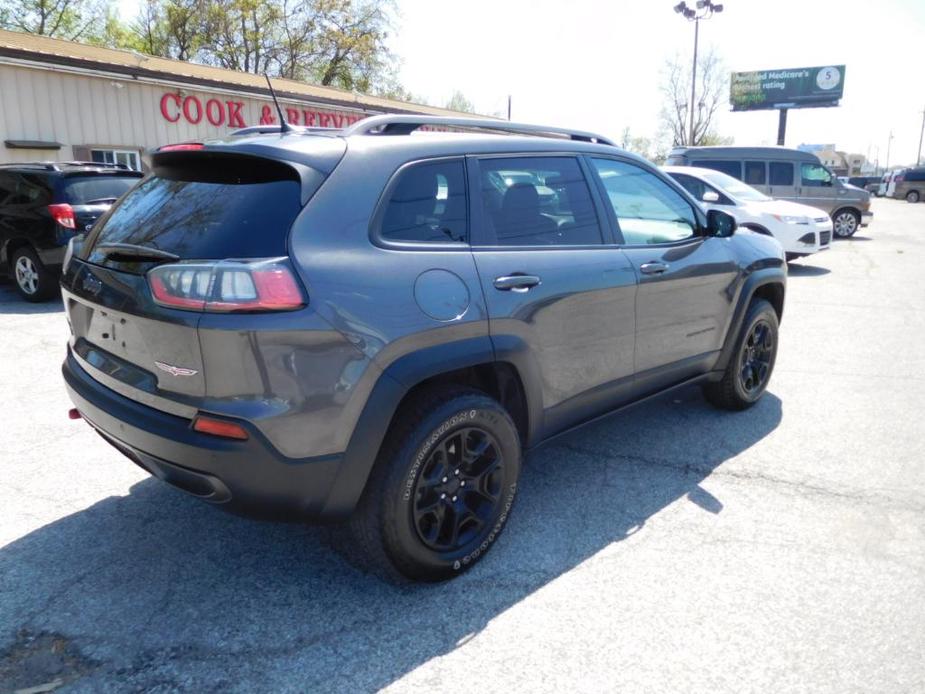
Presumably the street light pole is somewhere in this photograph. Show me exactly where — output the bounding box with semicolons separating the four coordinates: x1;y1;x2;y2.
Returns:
673;1;724;146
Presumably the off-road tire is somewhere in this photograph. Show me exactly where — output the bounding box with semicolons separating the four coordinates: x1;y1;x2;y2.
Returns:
12;246;56;302
703;298;779;411
345;386;521;583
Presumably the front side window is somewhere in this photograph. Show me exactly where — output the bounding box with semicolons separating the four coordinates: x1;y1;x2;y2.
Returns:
592;159;697;245
380;159;467;244
744;161;766;185
477;157;602;246
692;159;742;179
769;162;794;186
801;163;833;187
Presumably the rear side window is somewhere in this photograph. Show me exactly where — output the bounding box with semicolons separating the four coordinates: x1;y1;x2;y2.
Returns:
769;162;794;186
63;175;141;204
87;155;302;263
692;160;741;179
744;161;766;185
906;168;925;182
478;156;602;246
379;159;467;243
0;173;52;206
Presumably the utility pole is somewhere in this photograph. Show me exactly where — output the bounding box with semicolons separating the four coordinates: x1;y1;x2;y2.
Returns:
673;1;724;146
507;95;512;121
917;105;924;165
885;130;894;171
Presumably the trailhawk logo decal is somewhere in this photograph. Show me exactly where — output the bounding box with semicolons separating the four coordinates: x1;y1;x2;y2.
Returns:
154;361;199;377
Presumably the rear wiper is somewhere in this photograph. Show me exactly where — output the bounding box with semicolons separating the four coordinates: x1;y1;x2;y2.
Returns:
82;197;119;205
96;243;180;262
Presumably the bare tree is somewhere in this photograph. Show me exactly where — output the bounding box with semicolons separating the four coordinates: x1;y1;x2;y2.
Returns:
660;48;729;147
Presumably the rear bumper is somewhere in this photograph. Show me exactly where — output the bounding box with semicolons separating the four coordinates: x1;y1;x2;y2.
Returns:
63;350;345;520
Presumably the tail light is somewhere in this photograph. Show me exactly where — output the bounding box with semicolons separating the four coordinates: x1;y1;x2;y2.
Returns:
48;203;76;229
148;258;305;313
192;415;249;440
159;143;204;152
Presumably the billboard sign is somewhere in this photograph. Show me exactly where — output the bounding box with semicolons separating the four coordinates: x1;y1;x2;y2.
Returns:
730;65;845;111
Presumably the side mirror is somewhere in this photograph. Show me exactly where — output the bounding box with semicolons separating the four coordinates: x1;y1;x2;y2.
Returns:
702;190;720;203
706;209;736;238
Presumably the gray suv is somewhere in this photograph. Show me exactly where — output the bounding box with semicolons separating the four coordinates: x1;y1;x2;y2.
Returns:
61;115;786;582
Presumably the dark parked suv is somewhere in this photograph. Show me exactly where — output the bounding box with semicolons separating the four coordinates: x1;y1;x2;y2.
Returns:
61;115;786;581
0;162;143;300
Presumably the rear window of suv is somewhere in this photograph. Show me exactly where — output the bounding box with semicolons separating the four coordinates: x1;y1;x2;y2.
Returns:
86;155;302;265
63;175;141;205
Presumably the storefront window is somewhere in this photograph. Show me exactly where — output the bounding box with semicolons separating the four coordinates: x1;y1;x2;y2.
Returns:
91;149;142;171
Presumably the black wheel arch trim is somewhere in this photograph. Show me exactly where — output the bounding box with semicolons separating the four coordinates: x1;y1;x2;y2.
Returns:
711;267;786;377
320;334;544;519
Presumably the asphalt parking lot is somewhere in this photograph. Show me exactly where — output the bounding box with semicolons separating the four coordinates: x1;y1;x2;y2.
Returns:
1;198;924;693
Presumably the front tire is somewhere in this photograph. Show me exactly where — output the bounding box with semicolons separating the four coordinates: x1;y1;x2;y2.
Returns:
347;387;522;582
12;246;56;302
832;208;860;238
703;298;779;411
907;191;921;203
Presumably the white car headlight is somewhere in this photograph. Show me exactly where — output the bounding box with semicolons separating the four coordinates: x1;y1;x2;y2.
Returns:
771;214;810;225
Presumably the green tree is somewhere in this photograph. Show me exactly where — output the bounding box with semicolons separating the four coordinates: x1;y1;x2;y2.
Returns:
0;0;111;41
445;90;474;113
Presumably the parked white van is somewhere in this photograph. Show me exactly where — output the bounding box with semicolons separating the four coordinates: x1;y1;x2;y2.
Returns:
666;146;872;238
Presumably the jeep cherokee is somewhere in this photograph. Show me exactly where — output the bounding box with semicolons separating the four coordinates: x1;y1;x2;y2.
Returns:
61;115;786;582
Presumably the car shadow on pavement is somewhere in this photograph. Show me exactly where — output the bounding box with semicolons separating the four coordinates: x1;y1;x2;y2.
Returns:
0;280;62;314
0;386;782;692
786;264;831;277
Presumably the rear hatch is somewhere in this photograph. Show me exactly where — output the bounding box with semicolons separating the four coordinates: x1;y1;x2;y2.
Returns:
59;172;143;233
63;146;337;409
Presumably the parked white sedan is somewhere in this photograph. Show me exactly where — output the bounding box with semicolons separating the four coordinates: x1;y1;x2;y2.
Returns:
663;166;833;260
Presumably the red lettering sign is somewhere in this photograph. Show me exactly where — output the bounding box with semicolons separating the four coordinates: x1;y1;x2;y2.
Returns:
182;96;202;124
159;91;365;130
205;98;225;126
259;105;275;125
226;101;245;128
160;93;181;123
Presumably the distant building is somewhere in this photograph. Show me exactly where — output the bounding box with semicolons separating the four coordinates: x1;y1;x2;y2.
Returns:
798;143;868;176
0;29;473;170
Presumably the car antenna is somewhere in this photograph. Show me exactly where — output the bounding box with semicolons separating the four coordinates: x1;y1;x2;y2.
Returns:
265;74;292;133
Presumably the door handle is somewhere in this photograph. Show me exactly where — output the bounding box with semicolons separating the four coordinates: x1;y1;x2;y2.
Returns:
493;274;541;292
639;262;669;275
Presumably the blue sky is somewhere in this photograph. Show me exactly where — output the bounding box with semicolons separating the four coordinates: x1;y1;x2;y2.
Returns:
117;0;925;166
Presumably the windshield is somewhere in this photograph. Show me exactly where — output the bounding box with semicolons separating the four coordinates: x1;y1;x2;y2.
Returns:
63;175;141;204
700;170;771;202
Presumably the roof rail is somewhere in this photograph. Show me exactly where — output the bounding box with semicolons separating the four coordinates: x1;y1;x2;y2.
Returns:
343;115;616;146
0;162;60;171
58;160;131;170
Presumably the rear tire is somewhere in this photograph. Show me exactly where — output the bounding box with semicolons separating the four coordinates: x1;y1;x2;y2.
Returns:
11;246;56;302
907;191;921;203
345;386;521;582
703;298;779;411
832;208;860;238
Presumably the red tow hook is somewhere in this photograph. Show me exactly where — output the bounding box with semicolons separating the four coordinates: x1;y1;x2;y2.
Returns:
68;408;82;420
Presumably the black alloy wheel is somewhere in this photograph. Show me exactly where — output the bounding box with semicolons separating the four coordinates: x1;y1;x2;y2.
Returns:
412;426;504;552
738;319;774;395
